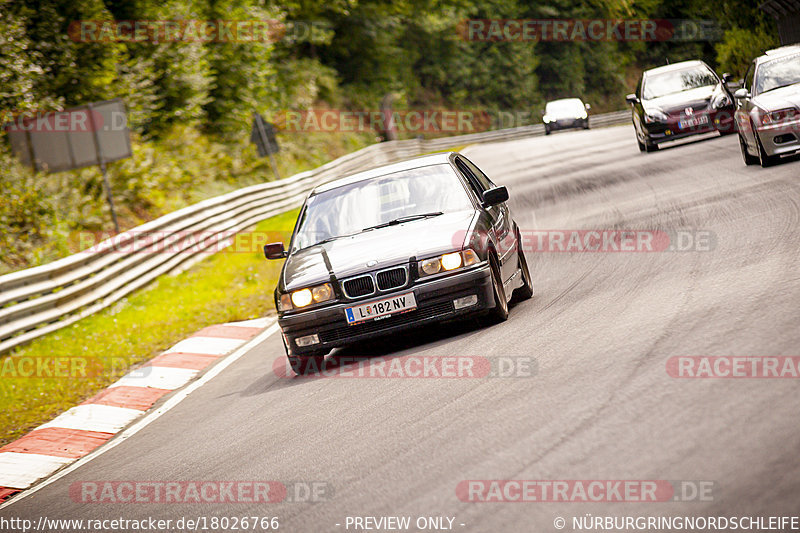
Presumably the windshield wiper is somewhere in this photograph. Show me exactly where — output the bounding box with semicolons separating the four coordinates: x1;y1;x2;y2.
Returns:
296;212;445;252
314;235;351;246
362;212;444;232
297;231;362;252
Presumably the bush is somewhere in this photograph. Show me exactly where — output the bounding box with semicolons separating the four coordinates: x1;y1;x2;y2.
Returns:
716;27;780;79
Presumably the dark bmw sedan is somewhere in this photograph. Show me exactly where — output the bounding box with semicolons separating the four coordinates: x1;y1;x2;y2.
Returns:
264;152;533;374
626;60;736;152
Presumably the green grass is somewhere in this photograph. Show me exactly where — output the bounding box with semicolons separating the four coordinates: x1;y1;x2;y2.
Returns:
0;209;299;446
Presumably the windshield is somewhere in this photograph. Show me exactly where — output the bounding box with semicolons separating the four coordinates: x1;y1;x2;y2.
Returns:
755;53;800;95
292;164;472;251
546;99;585;116
643;65;718;99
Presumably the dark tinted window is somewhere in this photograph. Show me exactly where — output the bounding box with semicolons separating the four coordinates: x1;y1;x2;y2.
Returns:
454;158;484;198
744;62;755;94
462;157;494;191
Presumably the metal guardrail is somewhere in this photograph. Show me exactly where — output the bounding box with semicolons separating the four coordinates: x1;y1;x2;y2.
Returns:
0;110;631;354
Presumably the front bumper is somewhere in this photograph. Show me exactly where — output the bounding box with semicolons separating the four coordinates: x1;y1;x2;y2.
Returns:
643;107;735;144
756;118;800;157
278;264;494;356
547;118;587;131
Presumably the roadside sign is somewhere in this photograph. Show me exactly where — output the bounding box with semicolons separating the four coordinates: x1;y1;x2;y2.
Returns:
2;99;132;232
251;113;281;180
251;113;280;156
3;99;132;173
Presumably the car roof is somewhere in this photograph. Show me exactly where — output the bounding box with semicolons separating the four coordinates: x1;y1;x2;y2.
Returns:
311;151;457;194
546;98;584;105
758;44;800;64
643;60;707;77
764;44;800;57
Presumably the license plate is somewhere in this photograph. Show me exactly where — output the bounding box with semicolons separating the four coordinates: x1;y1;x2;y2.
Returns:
678;115;708;129
345;292;417;325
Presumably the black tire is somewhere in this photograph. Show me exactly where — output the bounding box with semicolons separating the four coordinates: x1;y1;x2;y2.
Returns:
544;125;551;135
644;140;659;152
739;132;758;166
487;254;509;323
288;354;326;376
637;136;646;152
512;247;534;302
753;123;779;167
583;119;590;130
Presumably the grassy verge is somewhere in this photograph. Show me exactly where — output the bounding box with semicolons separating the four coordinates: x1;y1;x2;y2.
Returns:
0;208;299;446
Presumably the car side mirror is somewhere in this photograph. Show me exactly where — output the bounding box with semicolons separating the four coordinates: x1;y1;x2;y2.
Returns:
482;186;509;207
625;94;639;105
585;103;591;111
722;72;732;84
264;242;288;259
733;88;750;100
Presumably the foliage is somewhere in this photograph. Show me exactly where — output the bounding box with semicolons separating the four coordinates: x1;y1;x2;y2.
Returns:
0;0;783;272
716;27;779;79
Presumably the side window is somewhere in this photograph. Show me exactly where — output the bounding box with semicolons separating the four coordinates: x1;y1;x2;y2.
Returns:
744;62;755;94
636;76;643;98
462;157;495;191
454;158;483;200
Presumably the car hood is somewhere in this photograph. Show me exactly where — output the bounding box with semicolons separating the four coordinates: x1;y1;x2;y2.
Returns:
753;83;800;111
281;210;477;291
644;85;716;114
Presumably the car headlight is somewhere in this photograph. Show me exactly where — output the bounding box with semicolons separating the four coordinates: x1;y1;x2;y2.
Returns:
418;249;479;278
543;115;551;123
643;109;668;124
760;107;798;125
711;93;732;110
279;282;334;311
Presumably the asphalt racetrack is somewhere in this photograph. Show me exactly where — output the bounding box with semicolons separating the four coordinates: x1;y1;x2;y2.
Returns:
3;124;800;532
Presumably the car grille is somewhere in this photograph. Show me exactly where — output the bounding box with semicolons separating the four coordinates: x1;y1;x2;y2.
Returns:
672;105;706;117
376;267;407;291
343;275;374;298
318;301;454;344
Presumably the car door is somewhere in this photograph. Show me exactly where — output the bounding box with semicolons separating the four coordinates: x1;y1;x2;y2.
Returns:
455;156;517;283
736;61;758;150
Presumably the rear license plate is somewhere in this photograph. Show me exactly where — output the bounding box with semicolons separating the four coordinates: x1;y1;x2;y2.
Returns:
345;292;417;325
678;115;709;129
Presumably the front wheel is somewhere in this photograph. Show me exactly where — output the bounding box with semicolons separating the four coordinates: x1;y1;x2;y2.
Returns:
754;124;779;167
739;132;758;166
486;254;509;323
512;247;534;302
544;125;551;135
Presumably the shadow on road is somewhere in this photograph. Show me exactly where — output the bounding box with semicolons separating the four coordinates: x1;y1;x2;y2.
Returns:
237;299;532;394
